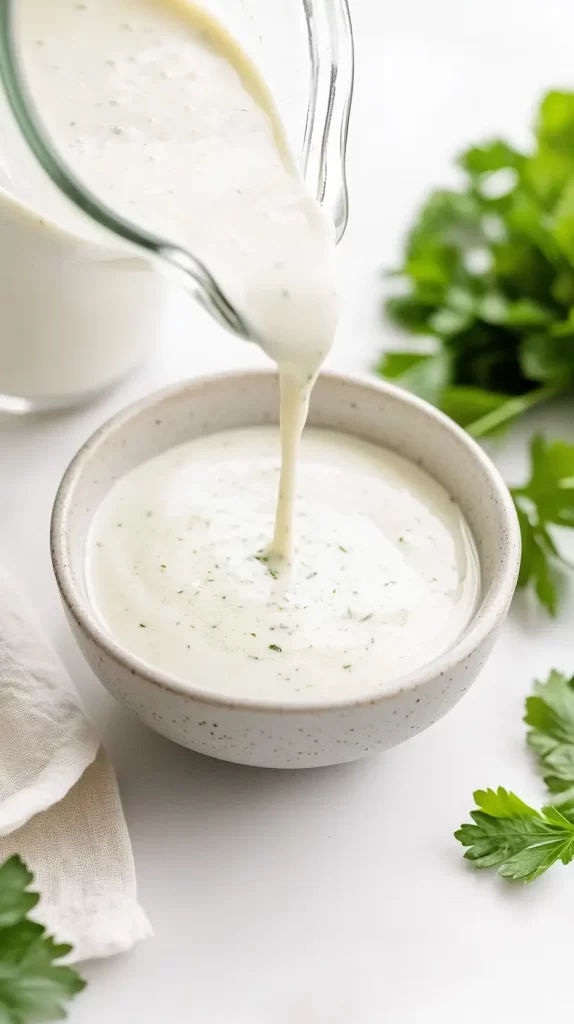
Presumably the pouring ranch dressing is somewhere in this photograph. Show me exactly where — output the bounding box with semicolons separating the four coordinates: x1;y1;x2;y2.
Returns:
21;0;334;560
25;0;480;699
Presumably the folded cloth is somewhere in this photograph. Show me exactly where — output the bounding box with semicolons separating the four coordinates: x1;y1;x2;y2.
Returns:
0;574;151;962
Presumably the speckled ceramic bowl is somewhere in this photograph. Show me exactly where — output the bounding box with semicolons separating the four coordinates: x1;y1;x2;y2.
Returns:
51;371;521;769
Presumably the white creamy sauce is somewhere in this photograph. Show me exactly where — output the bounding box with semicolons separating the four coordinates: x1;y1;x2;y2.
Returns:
87;427;480;702
24;0;481;698
21;0;337;553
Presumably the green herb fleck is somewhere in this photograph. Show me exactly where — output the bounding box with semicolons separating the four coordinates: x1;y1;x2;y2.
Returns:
255;552;280;579
268;644;282;653
139;623;146;628
343;664;352;670
338;545;348;553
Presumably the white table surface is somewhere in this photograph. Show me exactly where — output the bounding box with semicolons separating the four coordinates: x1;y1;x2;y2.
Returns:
2;1;574;1020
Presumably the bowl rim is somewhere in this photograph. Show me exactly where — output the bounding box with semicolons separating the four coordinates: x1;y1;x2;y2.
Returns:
51;369;521;714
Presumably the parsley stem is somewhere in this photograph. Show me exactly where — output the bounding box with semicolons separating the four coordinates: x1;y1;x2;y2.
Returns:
466;383;563;439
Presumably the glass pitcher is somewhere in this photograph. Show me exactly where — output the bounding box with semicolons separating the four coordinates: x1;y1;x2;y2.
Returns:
0;0;354;411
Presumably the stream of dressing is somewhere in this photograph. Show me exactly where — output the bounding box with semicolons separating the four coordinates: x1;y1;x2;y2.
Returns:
20;0;337;559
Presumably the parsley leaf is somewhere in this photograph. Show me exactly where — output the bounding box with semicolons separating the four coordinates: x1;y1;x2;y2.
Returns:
382;90;574;417
455;787;574;882
511;436;574;613
379;89;574;612
457;670;574;882
0;856;85;1023
525;669;574;807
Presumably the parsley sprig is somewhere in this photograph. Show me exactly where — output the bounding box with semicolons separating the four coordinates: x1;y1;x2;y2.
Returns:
511;436;574;613
380;90;574;612
525;669;574;808
455;788;574;882
456;670;574;881
0;856;85;1022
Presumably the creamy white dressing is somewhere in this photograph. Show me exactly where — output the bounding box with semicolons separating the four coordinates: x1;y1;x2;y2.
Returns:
86;427;480;702
26;0;481;698
21;0;336;554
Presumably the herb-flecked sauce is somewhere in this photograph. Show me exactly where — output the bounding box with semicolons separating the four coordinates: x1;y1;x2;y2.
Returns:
86;427;480;702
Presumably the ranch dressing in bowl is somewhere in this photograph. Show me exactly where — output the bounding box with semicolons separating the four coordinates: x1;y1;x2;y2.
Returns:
52;372;519;767
86;426;480;703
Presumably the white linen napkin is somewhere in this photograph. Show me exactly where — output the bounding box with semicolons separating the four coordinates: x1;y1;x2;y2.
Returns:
0;573;151;963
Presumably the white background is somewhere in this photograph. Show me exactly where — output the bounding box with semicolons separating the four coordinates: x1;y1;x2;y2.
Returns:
2;0;574;1020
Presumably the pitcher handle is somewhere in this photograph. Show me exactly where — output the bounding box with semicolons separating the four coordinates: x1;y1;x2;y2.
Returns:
301;0;354;243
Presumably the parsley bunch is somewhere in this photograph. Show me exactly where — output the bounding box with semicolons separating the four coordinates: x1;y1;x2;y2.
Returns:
456;670;574;881
0;857;85;1022
379;90;574;613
